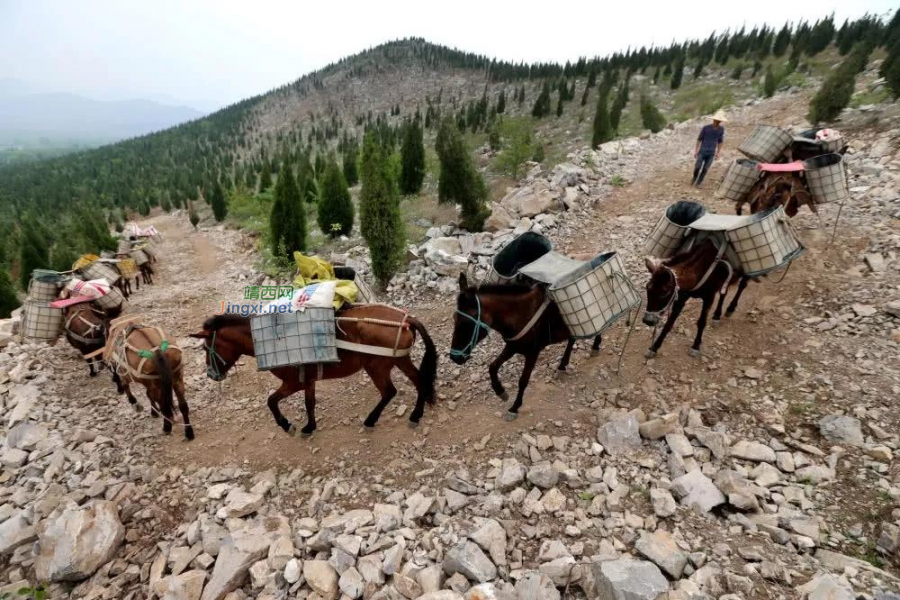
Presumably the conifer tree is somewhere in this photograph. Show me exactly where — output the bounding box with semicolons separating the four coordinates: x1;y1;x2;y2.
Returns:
189;203;200;229
532;82;552;118
210;181;228;221
18;220;48;289
435;118;488;231
610;80;629;132
343;143;359;187
581;84;590;106
0;269;20;318
270;162;306;259
556;97;564;117
138;200;151;216
693;61;704;80
808;42;872;123
360;132;405;286
764;66;777;97
591;90;613;148
670;55;685;89
882;9;900;98
317;159;353;237
259;163;273;192
400;119;426;195
640;95;667;133
496;89;506;114
773;23;792;56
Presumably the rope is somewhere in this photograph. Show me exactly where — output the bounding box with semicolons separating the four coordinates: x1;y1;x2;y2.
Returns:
829;193;846;246
616;299;641;375
770;259;793;284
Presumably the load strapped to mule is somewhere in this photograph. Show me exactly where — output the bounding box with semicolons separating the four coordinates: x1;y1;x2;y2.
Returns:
486;232;640;340
644;200;805;277
21;270;69;342
716;125;851;220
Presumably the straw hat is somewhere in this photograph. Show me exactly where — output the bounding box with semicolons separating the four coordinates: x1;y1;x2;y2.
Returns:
711;110;728;123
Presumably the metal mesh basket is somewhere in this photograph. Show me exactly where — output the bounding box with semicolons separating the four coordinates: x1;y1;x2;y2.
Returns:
483;232;552;285
22;302;63;341
92;287;125;312
78;261;121;285
725;206;805;277
131;249;150;266
333;266;377;304
738;125;793;163
642;201;707;258
549;252;641;339
115;259;140;279
27;279;60;303
804;153;849;205
251;307;339;370
715;159;760;202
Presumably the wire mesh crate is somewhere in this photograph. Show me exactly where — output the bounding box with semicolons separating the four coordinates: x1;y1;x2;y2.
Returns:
78;261;121;285
715;159;760;202
738;125;793;163
251;307;339;370
483;232;553;285
27;271;63;303
725;206;805;277
92;286;125;312
549;252;641;339
804;153;849;205
114;258;140;279
642;201;706;258
22;301;63;341
333;266;377;304
131;249;150;266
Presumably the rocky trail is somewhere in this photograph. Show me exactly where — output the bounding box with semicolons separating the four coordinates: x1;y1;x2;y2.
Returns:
1;87;899;600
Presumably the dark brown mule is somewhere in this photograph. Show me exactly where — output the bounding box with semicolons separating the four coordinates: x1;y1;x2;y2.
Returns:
139;263;155;286
736;172;814;217
63;304;109;376
102;319;193;440
449;274;602;420
642;238;745;357
190;305;438;436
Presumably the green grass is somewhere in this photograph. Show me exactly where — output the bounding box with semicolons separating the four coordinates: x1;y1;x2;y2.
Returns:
671;84;736;122
851;86;892;108
610;175;626;187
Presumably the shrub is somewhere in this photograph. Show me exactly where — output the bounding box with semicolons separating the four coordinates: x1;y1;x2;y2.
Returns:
316;159;354;237
764;66;777;98
0;269;20;318
495;118;533;180
189;204;200;229
640;95;667;133
808;43;873;123
210;181;228;222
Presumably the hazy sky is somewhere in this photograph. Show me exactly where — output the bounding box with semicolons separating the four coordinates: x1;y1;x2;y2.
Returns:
2;0;896;111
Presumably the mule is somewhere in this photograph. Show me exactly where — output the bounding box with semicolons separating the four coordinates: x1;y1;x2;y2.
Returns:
103;320;193;440
139;263;155;286
450;274;602;420
736;172;814;217
189;304;438;436
642;239;746;357
63;304;109;376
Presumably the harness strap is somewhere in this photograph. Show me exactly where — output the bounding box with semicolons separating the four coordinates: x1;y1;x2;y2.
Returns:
506;297;551;342
689;240;729;292
335;340;412;357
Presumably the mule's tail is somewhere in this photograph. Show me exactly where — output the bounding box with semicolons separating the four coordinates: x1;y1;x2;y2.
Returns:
153;349;175;420
408;317;437;405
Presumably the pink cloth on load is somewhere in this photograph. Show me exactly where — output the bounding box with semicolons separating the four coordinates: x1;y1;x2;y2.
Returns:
65;279;111;299
757;161;805;172
50;295;94;309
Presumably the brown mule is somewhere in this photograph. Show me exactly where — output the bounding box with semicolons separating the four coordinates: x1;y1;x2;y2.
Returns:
102;317;193;440
737;172;815;218
190;304;438;436
642;239;746;357
63;304;109;377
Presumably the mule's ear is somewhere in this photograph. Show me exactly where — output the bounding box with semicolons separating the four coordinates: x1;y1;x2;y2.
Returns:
187;331;208;339
644;257;659;273
458;273;469;291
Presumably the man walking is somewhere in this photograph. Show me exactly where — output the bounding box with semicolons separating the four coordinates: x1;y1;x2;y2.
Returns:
692;110;727;187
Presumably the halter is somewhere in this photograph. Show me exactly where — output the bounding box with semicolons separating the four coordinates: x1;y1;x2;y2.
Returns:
205;330;229;380
450;295;491;359
644;266;680;321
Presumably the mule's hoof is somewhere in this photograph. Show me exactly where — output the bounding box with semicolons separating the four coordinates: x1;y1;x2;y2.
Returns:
589;349;601;357
300;430;314;439
363;424;375;432
185;429;195;441
554;369;569;379
498;391;509;402
711;318;721;327
287;424;297;437
645;349;657;359
688;348;702;358
407;420;420;430
89;370;98;377
725;310;735;318
504;411;519;422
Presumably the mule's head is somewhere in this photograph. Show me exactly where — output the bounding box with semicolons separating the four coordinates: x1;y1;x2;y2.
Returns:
189;315;248;381
643;257;678;326
449;274;490;365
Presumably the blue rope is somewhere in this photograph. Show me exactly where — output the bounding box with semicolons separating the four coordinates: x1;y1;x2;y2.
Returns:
449;295;491;359
206;330;227;380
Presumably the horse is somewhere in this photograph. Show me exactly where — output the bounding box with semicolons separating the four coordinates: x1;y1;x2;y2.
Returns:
449;274;602;421
189;304;438;436
102;319;193;440
63;304;109;376
642;238;746;358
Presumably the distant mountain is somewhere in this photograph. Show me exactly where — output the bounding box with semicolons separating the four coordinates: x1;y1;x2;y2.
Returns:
0;87;205;143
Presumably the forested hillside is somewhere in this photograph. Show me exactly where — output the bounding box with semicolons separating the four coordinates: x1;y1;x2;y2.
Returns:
0;12;897;311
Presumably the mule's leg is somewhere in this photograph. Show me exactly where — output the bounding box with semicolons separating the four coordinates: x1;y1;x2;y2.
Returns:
174;377;194;441
135;275;141;291
712;291;728;321
113;372;142;412
726;276;750;317
267;380;298;434
647;296;688;358
690;294;713;357
507;352;539;420
488;345;516;402
301;380;317;437
395;357;429;426
87;357;97;377
590;335;603;357
556;338;576;374
149;386;173;434
362;364;397;429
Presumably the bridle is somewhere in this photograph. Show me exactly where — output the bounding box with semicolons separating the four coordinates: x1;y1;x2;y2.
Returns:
204;330;229;381
644;266;680;321
449;295;491;360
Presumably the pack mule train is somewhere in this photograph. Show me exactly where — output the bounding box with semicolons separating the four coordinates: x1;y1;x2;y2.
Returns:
190;303;438;436
91;316;194;440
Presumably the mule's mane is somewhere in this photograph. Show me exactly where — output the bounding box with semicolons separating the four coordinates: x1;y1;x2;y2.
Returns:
204;313;250;331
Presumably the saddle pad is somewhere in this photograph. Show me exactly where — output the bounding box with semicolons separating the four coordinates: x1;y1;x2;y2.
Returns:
50;295;94;309
757;161;805;172
689;214;753;232
518;251;586;286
